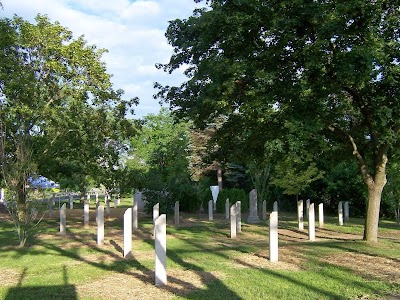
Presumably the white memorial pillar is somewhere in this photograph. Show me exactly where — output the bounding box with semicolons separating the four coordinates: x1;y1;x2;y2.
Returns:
155;214;167;286
247;189;260;223
318;203;324;228
87;193;90;204
124;208;132;258
69;194;73;210
297;199;304;231
225;198;230;220
210;185;219;211
153;203;160;237
262;200;267;221
132;196;138;230
308;203;315;241
273;201;278;212
106;195;111;219
84;202;89;228
269;211;278;262
208;200;213;221
338;201;344;226
0;188;4;203
97;206;104;245
230;204;236;239
344;201;350;222
113;196;118;208
174;201;179;227
60;203;66;235
236;201;241;232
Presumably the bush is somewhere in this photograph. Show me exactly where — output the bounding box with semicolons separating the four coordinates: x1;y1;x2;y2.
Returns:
216;188;248;213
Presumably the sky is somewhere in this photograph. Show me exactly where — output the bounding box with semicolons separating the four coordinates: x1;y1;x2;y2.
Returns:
0;0;205;118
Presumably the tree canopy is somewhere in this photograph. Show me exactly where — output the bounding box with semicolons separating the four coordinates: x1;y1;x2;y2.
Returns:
156;0;400;241
0;14;137;245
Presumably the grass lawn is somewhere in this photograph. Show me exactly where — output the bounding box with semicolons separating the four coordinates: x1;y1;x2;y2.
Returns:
0;198;399;300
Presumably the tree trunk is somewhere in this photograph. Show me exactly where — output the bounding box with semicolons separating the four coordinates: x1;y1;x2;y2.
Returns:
363;160;387;242
17;183;28;246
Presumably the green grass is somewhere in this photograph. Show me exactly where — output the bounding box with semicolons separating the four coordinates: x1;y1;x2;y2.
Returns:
0;201;399;300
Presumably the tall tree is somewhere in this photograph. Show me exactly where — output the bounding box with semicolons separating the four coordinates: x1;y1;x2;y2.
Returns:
0;15;136;245
156;1;400;242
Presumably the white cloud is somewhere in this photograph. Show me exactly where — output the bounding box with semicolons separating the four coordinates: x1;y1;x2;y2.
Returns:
1;0;206;118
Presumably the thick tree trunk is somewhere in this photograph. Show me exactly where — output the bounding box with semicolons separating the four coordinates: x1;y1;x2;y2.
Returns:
16;183;28;246
362;156;387;242
363;181;385;242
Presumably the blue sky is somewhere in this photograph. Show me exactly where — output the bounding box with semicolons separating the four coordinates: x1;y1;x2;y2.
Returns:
0;0;205;118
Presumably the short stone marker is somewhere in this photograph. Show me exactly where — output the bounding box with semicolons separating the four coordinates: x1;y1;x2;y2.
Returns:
236;201;241;232
306;199;310;218
208;200;213;221
230;204;236;239
297;199;304;231
113;197;118;208
69;194;73;210
318;203;324;228
273;201;278;212
344;201;350;222
225;198;230;219
106;196;111;219
338;201;344;226
269;211;278;262
155;214;167;286
153;203;160;237
87;193;91;204
132;196;138;230
174;201;179;226
84;202;89;228
60;203;66;235
95;192;99;203
124;208;132;258
308;203;315;241
97;205;104;245
247;189;260;224
262;200;267;221
48;195;54;218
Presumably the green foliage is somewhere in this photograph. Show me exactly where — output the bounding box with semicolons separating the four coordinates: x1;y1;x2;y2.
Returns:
156;0;400;241
215;188;247;213
0;14;136;245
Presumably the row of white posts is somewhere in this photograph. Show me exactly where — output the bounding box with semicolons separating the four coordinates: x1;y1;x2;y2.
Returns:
58;190;351;287
58;199;170;286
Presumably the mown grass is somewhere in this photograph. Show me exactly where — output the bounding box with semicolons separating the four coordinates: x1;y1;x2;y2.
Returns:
0;198;399;300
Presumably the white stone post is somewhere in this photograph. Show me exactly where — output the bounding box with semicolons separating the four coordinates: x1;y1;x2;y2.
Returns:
230;204;236;239
155;214;167;286
297;199;304;231
344;201;350;222
338;201;344;226
210;185;219;211
269;211;278;262
208;200;213;221
0;188;4;203
306;199;310;218
318;203;324;228
113;196;118;208
60;203;66;235
153;203;160;237
225;198;230;220
84;202;89;228
106;195;111;219
262;200;267;221
69;194;73;210
87;193;90;204
132;197;138;230
49;195;54;218
97;206;104;245
273;201;278;212
247;189;260;223
308;203;315;241
96;192;99;204
236;201;241;232
124;208;132;258
174;201;179;227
